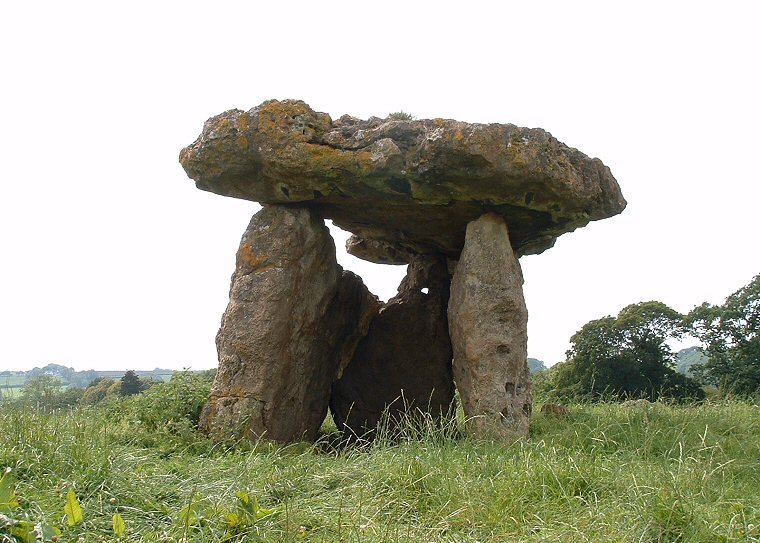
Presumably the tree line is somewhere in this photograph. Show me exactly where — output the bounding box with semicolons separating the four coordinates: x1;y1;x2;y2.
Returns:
15;369;216;409
538;273;760;401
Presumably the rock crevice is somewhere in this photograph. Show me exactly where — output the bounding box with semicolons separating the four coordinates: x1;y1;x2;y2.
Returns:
330;253;455;439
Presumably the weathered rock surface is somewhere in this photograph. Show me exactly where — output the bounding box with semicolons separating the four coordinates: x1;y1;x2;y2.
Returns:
329;271;383;379
200;205;376;443
180;99;626;262
448;213;532;441
330;254;455;438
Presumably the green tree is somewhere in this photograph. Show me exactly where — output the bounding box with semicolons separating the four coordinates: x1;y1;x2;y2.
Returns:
53;386;85;408
120;370;144;396
69;369;98;388
551;301;704;401
21;374;63;407
81;377;116;404
688;273;760;394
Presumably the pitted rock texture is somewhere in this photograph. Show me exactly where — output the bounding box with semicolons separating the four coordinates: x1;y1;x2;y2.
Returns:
448;213;532;441
330;254;455;439
200;205;364;443
180;99;626;262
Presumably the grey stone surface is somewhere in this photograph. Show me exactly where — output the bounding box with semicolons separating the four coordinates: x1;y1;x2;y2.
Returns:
200;205;345;443
448;213;532;441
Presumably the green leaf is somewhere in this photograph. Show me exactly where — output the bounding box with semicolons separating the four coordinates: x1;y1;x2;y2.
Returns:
178;494;202;528
64;489;84;527
0;468;19;512
113;511;126;538
10;519;35;543
252;496;281;520
178;502;196;526
232;491;280;525
236;490;252;515
224;511;241;529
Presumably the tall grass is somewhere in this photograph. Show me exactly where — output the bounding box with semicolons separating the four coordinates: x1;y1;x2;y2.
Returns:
1;399;759;542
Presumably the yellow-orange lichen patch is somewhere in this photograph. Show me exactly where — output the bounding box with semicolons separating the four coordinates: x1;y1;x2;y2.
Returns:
226;384;254;399
237;244;275;272
236;135;249;149
301;144;375;178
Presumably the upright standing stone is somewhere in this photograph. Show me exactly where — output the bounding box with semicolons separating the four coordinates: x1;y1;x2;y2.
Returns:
200;205;344;443
448;213;532;441
330;254;455;439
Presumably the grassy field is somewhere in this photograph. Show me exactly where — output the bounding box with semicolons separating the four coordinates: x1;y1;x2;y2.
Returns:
0;386;22;399
1;399;759;542
0;374;26;387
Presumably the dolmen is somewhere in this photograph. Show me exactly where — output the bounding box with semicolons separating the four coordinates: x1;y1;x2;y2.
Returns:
179;99;626;443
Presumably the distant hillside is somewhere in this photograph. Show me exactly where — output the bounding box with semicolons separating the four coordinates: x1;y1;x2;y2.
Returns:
0;364;175;389
528;358;547;373
675;346;708;377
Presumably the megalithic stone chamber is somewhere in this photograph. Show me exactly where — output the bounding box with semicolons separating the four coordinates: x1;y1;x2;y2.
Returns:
181;99;625;443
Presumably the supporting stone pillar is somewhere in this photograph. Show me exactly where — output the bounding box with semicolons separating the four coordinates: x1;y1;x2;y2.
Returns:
448;213;532;441
330;254;455;439
200;205;375;443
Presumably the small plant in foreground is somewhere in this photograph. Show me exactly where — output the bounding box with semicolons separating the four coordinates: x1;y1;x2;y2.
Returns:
63;489;83;528
112;511;126;539
0;468;61;543
222;491;282;540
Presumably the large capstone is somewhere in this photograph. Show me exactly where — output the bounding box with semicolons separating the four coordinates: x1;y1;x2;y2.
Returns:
448;213;532;441
330;254;455;439
180;99;626;262
200;205;374;443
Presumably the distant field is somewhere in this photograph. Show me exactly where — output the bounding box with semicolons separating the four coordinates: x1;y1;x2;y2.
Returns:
0;386;22;399
0;375;26;387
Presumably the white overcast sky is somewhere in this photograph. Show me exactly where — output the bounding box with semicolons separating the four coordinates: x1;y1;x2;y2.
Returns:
1;1;758;371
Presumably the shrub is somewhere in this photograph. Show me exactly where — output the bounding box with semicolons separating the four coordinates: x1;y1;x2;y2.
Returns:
51;386;85;408
128;371;213;433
